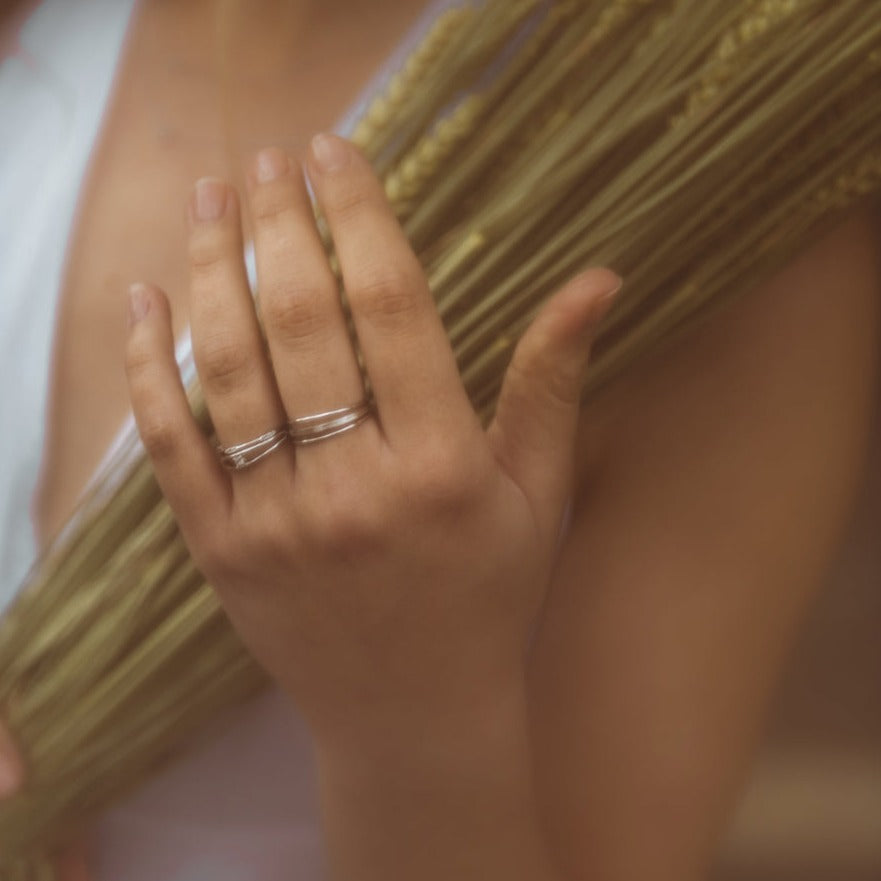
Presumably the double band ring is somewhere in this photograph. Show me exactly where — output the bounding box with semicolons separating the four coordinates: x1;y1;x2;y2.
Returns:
288;398;373;445
215;397;374;471
217;427;289;471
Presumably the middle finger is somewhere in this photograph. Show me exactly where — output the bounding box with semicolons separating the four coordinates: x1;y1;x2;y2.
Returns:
246;148;374;459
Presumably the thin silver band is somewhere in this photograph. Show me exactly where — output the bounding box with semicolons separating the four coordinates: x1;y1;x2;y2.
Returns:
216;398;373;467
288;399;373;446
216;427;289;471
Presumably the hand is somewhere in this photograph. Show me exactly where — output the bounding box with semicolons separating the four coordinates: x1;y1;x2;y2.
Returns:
0;720;91;879
126;135;621;744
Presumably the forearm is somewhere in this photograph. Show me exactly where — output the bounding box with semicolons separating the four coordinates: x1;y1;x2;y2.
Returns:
312;682;565;881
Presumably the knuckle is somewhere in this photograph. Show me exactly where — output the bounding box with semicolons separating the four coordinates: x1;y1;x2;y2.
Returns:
350;264;421;328
125;335;155;379
327;180;371;226
137;413;181;462
510;354;579;413
262;283;332;346
303;484;384;555
250;190;297;226
188;227;236;274
535;361;581;411
197;333;256;395
406;441;478;513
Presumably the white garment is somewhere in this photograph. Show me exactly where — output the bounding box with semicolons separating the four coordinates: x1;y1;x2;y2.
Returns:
0;0;448;877
0;0;136;613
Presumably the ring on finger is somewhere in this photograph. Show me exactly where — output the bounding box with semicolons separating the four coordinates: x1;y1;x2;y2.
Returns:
217;427;290;470
288;398;373;446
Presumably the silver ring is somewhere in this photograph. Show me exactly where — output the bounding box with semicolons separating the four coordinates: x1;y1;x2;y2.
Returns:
216;427;289;470
288;398;373;446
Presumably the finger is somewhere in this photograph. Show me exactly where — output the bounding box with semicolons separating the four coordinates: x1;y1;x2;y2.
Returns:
0;719;24;798
306;133;473;444
246;148;374;456
126;283;231;546
187;178;293;493
487;269;622;533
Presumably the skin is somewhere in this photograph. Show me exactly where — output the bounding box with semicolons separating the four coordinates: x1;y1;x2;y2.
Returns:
139;149;881;881
1;1;880;879
533;204;881;880
124;140;622;881
33;0;430;541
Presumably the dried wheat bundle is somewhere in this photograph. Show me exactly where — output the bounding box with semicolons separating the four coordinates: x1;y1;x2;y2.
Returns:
1;0;880;874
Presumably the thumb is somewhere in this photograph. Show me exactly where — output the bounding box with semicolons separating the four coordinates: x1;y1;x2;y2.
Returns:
488;268;621;531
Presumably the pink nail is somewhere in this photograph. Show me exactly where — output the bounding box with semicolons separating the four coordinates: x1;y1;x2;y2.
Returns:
600;278;624;303
310;133;350;172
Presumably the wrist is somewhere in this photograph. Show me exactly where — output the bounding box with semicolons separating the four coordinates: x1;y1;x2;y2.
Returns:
311;675;531;781
310;679;563;881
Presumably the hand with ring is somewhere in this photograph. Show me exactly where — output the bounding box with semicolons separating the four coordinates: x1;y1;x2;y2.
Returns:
125;134;621;744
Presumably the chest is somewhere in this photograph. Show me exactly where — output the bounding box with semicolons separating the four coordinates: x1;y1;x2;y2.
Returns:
35;0;426;542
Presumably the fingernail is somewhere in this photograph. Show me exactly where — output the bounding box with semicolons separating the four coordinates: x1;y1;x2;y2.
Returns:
128;283;151;327
601;274;624;301
310;133;349;172
254;147;289;184
595;276;623;320
191;178;228;222
0;752;21;798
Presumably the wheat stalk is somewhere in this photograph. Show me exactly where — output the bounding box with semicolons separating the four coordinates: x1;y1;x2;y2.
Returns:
350;5;476;158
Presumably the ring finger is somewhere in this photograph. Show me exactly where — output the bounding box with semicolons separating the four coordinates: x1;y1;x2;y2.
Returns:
188;177;293;495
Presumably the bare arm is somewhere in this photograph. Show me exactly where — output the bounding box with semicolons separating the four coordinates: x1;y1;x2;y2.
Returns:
528;206;881;881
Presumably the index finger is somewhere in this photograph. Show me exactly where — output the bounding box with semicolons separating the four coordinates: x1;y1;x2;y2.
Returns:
305;134;475;444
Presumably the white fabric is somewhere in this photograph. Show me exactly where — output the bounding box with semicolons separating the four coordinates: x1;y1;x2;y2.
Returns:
0;0;136;614
0;1;453;877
